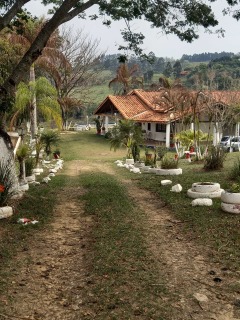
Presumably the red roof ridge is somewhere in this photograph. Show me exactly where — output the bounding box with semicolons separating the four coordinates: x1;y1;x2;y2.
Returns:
128;89;159;110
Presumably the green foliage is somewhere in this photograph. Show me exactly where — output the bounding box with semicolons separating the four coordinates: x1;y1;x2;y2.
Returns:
174;129;208;149
229;157;240;181
25;157;35;176
0;158;15;206
16;144;30;161
161;155;179;169
14;77;61;129
40;130;60;156
110;119;143;159
156;146;168;160
203;145;226;170
229;183;240;193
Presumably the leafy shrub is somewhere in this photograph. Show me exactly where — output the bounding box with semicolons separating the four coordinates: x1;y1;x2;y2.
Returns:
161;155;179;169
156;146;168;160
229;157;240;181
145;158;155;167
203;145;226;170
104;131;112;139
25;157;35;176
229;183;240;193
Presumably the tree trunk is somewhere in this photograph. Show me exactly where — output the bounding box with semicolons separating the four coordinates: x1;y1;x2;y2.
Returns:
29;65;37;138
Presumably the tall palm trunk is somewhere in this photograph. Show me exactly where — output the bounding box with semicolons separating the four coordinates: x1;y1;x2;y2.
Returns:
29;64;37;139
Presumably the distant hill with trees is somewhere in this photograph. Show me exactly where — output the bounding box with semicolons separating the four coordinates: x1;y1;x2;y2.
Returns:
180;52;235;62
100;51;240;90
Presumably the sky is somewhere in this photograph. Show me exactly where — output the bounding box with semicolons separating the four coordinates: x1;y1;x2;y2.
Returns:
25;0;240;59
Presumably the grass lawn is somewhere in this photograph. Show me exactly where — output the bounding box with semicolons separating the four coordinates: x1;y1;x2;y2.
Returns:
60;131;240;269
0;130;240;318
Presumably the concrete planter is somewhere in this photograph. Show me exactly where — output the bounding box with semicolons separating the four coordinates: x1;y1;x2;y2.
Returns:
221;202;240;214
125;159;134;165
187;181;223;199
156;168;182;176
191;182;220;193
221;190;240;204
221;190;240;214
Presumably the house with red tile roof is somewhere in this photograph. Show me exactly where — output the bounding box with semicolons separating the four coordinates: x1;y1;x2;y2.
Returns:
94;89;240;147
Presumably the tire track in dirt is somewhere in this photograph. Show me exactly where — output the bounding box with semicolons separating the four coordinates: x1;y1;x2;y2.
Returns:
1;160;240;320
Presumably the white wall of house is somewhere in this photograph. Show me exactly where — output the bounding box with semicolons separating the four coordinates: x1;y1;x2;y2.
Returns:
142;122;170;145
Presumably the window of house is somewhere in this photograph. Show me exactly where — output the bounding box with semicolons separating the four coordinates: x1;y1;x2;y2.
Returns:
156;123;166;132
147;123;151;131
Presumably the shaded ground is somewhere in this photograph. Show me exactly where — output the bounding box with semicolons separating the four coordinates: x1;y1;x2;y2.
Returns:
0;160;240;319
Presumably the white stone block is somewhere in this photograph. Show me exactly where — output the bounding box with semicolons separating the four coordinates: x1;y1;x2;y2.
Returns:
191;198;213;206
171;184;182;192
161;180;172;186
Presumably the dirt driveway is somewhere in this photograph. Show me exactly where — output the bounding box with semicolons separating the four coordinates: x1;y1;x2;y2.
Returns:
0;160;240;320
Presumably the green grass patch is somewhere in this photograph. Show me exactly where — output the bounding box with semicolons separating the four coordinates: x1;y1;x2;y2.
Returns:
78;172;168;319
136;156;240;269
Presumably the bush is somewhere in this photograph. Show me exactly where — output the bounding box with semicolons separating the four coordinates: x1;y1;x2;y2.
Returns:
203;145;226;170
104;131;112;139
229;157;240;181
161;155;179;169
156;146;168;160
25;157;35;176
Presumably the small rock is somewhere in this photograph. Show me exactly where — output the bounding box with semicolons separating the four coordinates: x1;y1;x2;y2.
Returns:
192;198;213;206
171;184;182;192
161;180;172;186
193;293;209;302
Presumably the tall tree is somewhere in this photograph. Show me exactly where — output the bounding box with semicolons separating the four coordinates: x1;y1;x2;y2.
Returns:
0;0;227;98
0;0;239;129
45;26;103;129
163;62;173;78
109;55;143;94
173;60;182;79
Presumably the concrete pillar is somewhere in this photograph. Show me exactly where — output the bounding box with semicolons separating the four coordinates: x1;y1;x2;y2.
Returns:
166;123;171;148
104;116;109;132
235;122;240;136
190;122;194;131
213;123;220;146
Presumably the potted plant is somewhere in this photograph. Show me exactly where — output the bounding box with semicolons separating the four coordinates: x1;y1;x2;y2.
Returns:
156;154;182;175
53;149;61;159
145;147;153;162
221;183;240;214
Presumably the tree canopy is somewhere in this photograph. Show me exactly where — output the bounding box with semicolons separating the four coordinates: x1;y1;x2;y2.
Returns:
0;0;239;112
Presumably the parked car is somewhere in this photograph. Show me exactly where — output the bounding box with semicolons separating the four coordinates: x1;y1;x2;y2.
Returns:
219;136;234;152
231;136;240;152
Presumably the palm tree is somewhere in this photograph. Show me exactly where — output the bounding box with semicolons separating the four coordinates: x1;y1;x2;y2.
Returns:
109;55;143;95
7;17;65;137
40;130;60;160
110;119;143;160
10;77;61;135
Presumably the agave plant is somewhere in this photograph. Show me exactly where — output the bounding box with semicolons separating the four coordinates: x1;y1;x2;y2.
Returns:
0;158;16;206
